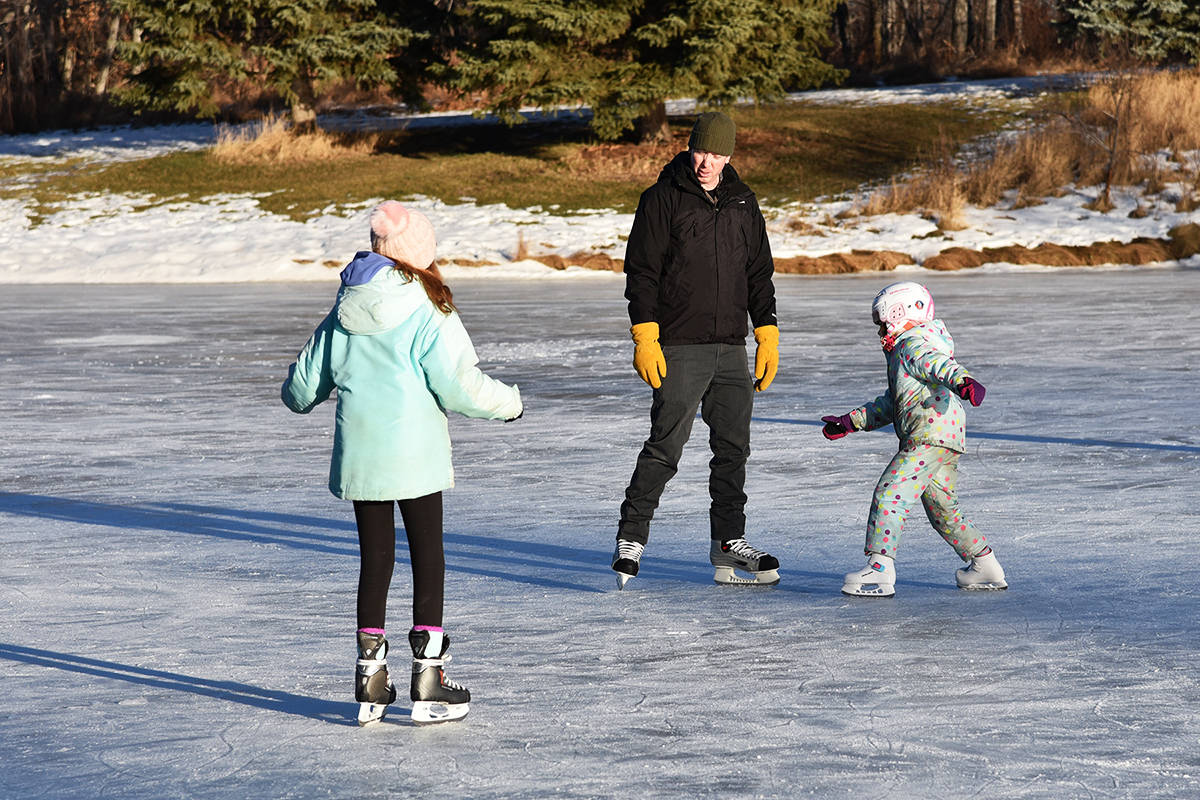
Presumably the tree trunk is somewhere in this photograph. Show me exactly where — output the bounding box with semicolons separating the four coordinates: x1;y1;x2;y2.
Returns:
872;0;884;65
290;101;318;132
94;14;119;95
888;0;903;58
634;100;669;145
1010;0;1023;51
833;3;851;66
953;0;969;55
39;0;64;103
58;0;76;93
1;9;13;131
14;1;39;129
289;75;320;132
982;0;996;52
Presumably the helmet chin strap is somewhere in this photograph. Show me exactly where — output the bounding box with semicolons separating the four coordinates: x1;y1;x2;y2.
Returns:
880;320;918;352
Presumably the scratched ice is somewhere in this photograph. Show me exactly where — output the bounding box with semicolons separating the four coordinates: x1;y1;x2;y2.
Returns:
1;268;1197;799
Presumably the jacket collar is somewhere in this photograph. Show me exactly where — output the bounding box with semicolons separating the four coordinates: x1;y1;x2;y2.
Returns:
662;151;750;204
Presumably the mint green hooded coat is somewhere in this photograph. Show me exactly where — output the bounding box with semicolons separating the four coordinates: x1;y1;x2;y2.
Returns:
282;253;522;501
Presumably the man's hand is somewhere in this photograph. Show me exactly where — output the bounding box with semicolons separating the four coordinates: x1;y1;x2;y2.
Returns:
753;325;779;392
631;322;666;389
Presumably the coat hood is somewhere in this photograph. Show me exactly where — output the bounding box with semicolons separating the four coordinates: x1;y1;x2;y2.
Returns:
892;319;954;356
335;251;426;335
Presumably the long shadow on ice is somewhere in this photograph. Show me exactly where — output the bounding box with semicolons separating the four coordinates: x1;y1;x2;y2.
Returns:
754;418;1200;453
1;493;954;595
0;493;607;594
0;492;356;555
0;642;353;725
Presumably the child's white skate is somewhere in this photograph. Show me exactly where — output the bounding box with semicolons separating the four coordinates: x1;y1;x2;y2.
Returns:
956;550;1007;590
611;539;644;590
842;554;896;598
710;538;780;586
409;630;470;725
355;631;397;726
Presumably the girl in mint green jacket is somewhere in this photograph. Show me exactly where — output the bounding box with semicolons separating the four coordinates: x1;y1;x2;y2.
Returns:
282;201;521;725
819;282;1006;599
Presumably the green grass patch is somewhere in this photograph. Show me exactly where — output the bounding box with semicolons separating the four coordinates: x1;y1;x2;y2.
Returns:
6;100;1030;220
734;102;1017;203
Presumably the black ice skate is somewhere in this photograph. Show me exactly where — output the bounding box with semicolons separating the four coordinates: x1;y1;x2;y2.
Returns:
611;539;645;590
409;629;470;725
355;631;397;726
709;537;780;586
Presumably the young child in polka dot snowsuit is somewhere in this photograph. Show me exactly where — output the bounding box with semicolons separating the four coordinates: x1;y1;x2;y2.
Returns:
820;281;1007;597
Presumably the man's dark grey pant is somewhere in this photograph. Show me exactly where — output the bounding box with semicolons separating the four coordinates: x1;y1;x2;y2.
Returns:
618;343;754;545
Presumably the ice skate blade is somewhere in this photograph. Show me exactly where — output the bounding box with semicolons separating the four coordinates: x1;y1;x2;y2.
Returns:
411;700;469;725
958;581;1008;591
713;566;779;586
615;571;634;590
841;582;896;598
357;702;388;726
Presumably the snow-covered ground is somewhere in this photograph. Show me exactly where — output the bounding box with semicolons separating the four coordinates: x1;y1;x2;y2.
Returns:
1;271;1197;799
5;73;1195;285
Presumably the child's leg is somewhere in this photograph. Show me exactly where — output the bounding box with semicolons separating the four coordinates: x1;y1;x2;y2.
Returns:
920;451;988;561
353;500;397;631
865;445;944;558
398;491;445;630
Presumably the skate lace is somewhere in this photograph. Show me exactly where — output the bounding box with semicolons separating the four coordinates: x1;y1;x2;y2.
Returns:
723;538;768;559
417;656;466;691
615;540;644;561
441;672;467;692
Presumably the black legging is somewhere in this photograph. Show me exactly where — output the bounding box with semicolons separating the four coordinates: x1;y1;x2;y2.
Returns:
353;492;444;631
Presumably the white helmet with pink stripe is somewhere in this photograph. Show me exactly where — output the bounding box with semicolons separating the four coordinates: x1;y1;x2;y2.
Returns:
871;281;935;336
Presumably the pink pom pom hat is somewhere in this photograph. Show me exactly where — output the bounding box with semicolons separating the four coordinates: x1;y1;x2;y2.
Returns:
369;201;436;269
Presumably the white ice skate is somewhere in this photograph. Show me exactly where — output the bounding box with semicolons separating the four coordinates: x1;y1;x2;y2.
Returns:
956;550;1007;590
611;539;644;590
710;538;780;586
842;554;896;598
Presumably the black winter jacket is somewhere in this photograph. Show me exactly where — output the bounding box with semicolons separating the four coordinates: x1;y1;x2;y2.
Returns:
624;152;777;346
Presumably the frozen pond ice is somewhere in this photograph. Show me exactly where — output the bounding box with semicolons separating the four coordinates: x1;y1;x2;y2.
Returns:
1;269;1198;798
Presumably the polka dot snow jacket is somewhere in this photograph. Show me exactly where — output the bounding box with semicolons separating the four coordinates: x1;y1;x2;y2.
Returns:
849;319;972;454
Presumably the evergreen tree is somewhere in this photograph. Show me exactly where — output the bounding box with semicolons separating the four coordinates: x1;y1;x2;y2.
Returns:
114;0;414;126
1063;0;1200;65
441;0;844;142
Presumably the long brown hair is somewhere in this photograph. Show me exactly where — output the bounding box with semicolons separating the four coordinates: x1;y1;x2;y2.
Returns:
392;260;455;314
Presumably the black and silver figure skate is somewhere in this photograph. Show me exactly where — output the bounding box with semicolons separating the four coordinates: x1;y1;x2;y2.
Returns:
710;537;780;586
611;539;645;590
409;629;470;725
355;631;397;726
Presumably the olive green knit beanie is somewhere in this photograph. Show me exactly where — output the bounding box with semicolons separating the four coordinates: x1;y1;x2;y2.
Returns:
688;111;735;157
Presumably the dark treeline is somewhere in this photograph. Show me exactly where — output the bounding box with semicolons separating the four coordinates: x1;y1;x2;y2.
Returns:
1;0;125;131
2;0;1196;136
831;0;1059;81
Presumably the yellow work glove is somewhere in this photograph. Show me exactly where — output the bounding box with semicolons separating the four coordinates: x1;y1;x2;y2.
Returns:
753;324;779;392
631;322;666;389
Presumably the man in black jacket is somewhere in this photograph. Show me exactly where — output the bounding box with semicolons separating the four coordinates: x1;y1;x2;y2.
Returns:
612;111;782;590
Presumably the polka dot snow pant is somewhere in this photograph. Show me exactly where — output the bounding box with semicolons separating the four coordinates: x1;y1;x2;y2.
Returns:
866;444;987;562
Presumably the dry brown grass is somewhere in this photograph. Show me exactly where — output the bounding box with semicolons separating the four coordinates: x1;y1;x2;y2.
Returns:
560;136;687;183
845;68;1200;224
851;138;967;230
210;115;379;164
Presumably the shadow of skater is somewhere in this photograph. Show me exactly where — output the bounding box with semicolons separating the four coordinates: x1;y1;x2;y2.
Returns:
0;642;354;726
0;493;607;593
